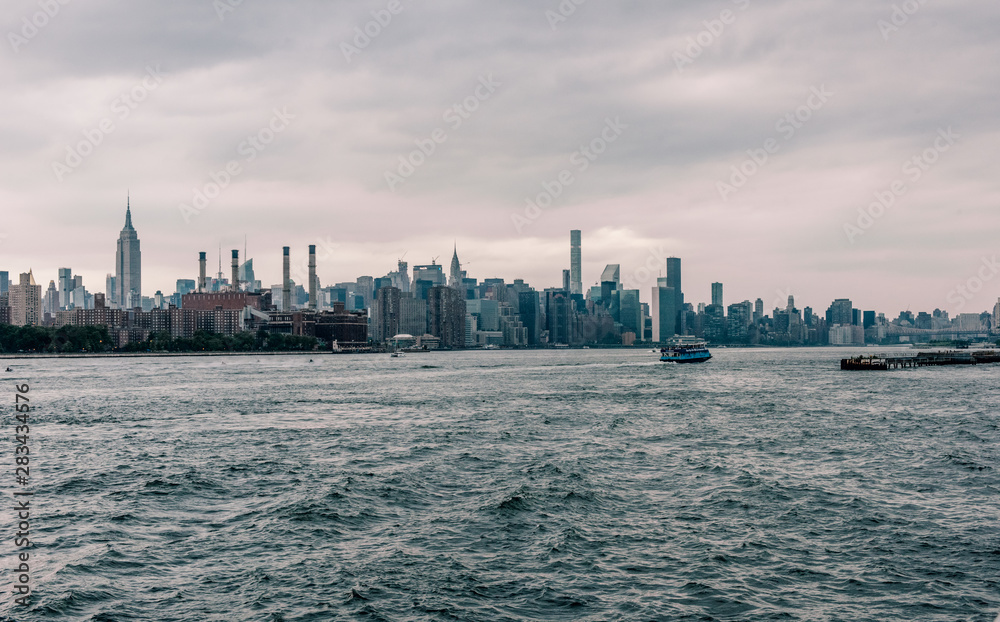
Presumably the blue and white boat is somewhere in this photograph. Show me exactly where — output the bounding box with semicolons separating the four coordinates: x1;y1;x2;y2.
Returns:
659;338;712;363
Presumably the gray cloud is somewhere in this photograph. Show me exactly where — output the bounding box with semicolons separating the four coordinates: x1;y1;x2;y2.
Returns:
2;0;999;314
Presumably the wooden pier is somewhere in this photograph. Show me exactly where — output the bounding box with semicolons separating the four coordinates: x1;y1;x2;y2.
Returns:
841;350;1000;371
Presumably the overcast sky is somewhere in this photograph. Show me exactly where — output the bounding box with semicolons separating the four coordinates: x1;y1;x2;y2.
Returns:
2;0;998;314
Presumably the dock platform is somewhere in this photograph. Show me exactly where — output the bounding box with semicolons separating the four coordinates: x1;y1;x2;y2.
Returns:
841;350;1000;371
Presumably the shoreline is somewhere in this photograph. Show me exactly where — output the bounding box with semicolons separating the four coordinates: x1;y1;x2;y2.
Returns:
0;344;927;360
0;351;329;360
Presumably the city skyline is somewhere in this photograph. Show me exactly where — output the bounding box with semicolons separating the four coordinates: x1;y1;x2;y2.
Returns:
3;202;999;323
2;200;1000;318
2;1;999;316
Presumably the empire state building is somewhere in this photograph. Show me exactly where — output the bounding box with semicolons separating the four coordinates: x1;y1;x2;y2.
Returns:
115;199;141;308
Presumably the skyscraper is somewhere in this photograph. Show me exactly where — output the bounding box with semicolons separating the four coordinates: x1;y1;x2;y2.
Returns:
44;280;58;316
0;272;8;296
651;279;676;342
10;271;42;326
58;267;73;309
545;288;572;345
428;285;466;348
449;245;463;289
666;257;684;333
570;230;582;296
711;282;723;308
373;286;401;342
827;298;854;326
115;198;141;308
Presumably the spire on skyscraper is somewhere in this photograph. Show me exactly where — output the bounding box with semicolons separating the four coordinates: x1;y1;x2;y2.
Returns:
449;243;462;288
124;192;134;230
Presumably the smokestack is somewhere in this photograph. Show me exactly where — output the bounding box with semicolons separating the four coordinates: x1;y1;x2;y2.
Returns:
198;252;207;293
231;250;239;293
282;246;291;312
308;245;317;311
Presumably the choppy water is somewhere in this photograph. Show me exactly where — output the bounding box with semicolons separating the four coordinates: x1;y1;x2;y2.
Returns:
1;348;998;621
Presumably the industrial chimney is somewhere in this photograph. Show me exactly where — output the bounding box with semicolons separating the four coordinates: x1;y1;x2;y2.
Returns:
308;245;317;311
198;252;207;293
231;250;240;293
282;246;291;312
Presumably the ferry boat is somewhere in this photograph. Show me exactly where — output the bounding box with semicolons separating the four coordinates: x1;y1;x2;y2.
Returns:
659;337;712;363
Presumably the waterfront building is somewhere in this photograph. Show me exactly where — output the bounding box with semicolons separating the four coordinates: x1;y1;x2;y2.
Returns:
956;313;984;332
428;286;466;348
727;301;753;342
827;299;854;326
315;306;369;349
372;286;401;343
704;304;726;342
517;290;541;345
618;289;642;338
651;280;676;342
399;296;427;337
467;299;500;331
544;289;572;345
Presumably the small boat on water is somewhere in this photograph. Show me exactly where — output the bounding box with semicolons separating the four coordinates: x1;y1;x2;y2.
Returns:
659;337;712;363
